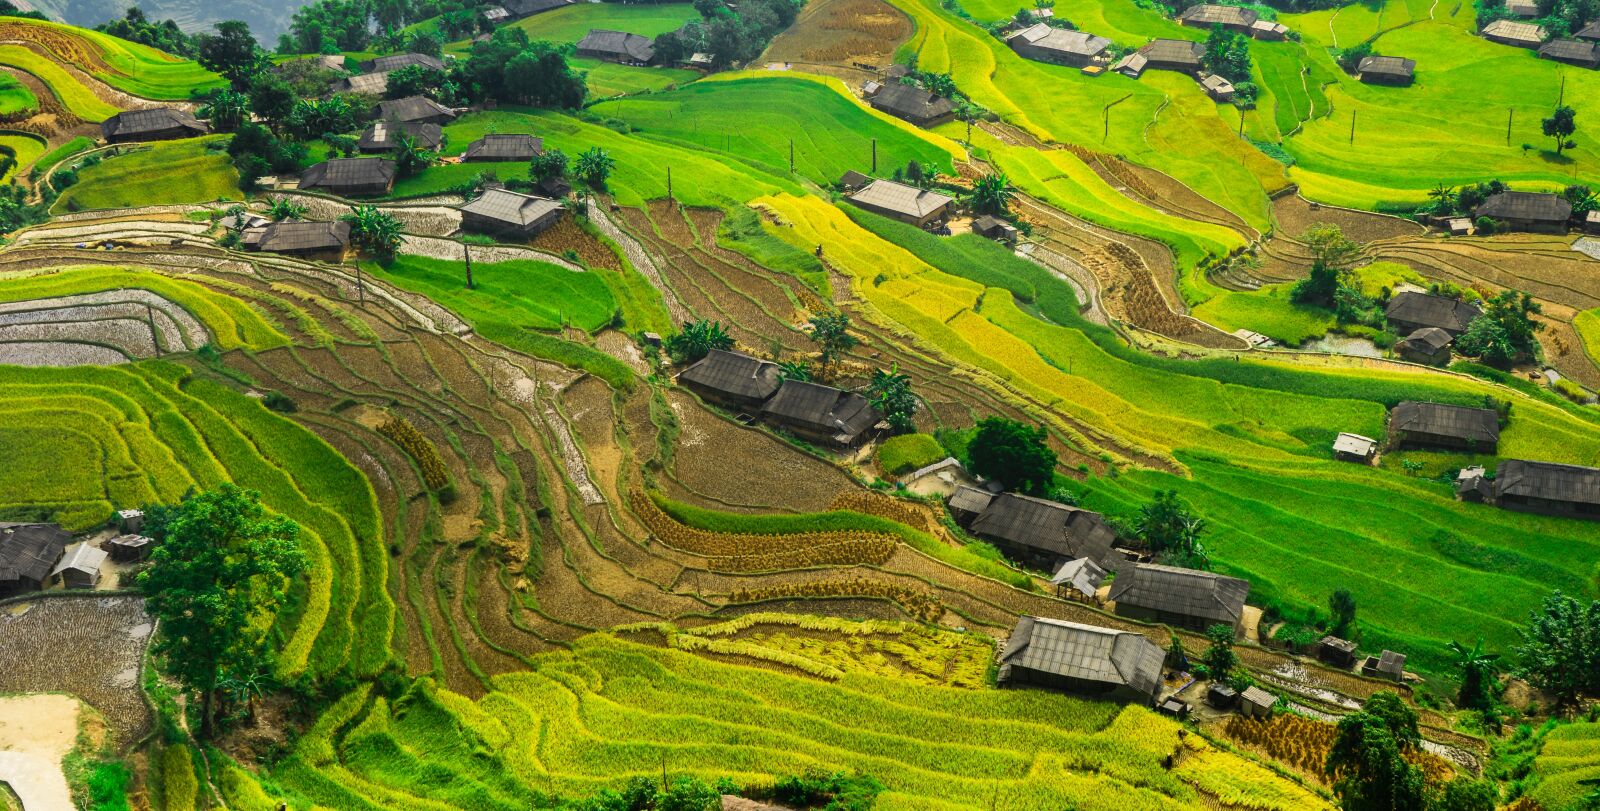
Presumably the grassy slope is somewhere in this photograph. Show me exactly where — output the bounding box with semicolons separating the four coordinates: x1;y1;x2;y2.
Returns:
54;137;239;211
506;2;701;44
4;16;224;99
0;132;45;182
578;58;699;98
363;254;618;333
1530;720;1600;811
0;72;36;116
0;43;120;121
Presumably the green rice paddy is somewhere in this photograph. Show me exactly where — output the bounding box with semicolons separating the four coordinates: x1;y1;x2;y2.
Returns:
506;2;701;45
0;72;36;116
53;137;239;212
0;131;45;182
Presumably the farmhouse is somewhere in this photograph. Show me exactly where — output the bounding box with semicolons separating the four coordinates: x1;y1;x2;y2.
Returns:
1319;635;1359;667
484;6;511;24
1388;401;1500;452
459;189;564;238
52;542;107;590
677;349;783;411
462;134;542;162
972;214;1019;243
101;107;209;143
505;0;573;17
1332;432;1378;464
1249;19;1289;39
997;616;1164;705
1362;649;1407;682
868;83;957;127
1134;39;1206;75
1539;37;1600;67
1201;74;1235;102
1108;562;1251;636
375;96;458;125
1578;19;1600;39
966;492;1117;570
1239;686;1278;718
1395;326;1453;365
1050;556;1108;600
241;220;352;261
357;120;443;153
1384;291;1481;336
760;379;880;447
946;485;995;523
1005;23;1112;67
331;71;390;95
1481;19;1548;48
1357;55;1415;85
0;523;69;598
1177;4;1258;33
576;30;657;65
1492;459;1600;519
298;158;398;197
1506;0;1539;16
116;508;144;534
847;179;954;228
107;534;152;563
1476;190;1572;232
838;170;872;192
360;53;445;73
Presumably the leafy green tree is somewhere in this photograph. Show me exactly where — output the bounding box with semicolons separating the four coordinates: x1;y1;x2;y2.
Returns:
1455;289;1543;367
247;73;297;131
1325;708;1427;811
1134;491;1209;569
530;147;570;183
664;318;733;363
1329;588;1357;638
1292;224;1363;308
266;196;307;221
920;71;958;98
1202;623;1238;680
967;416;1056;494
1430;777;1498;811
1425;183;1457;216
656;776;721;811
199;89;250;133
809;312;858;377
1202;25;1251;83
970;171;1014;216
385;64;446;99
1337;41;1372;73
867;365;918;434
405;30;444;57
1447;639;1500;710
777;359;812;382
342;205;404;259
137;484;306;736
575;146;616;190
391;134;433;178
285;96;356;140
197;20;267;89
1543;105;1578;155
1363;690;1421;747
1513;589;1600;705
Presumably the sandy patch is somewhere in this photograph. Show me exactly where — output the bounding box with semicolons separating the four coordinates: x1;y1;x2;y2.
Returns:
0;694;79;811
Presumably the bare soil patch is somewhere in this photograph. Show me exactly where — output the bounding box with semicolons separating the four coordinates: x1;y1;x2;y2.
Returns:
0;596;153;748
764;0;911;66
0;694;78;811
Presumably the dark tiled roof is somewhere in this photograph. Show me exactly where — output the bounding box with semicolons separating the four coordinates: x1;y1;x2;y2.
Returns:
1139;39;1206;67
334;72;389;95
463;133;542;161
361;53;445;73
1108;562;1250;625
1384;291;1481;333
300;158;397;192
1540;37;1600;61
1476;191;1572;222
1390;401;1500;444
1178;4;1259;26
870;82;955;122
762;380;879;440
1482;19;1547;43
577;29;656;62
505;0;572;15
1494;459;1600;505
375;96;457;123
970;493;1116;563
101;107;208;139
1398;326;1452;352
1371;649;1406;677
0;523;69;585
358;120;443;151
679;349;782;402
1358;55;1415;77
248;220;351;252
999;616;1163;699
848;179;954;219
948;485;995;514
1007;22;1112;57
839;169;871;190
460;188;563;227
1578;19;1600;38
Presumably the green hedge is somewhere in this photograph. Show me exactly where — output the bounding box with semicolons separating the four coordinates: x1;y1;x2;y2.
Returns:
877;433;946;475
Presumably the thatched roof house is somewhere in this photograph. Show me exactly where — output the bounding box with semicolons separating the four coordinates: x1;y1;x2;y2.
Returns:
1109;562;1250;634
997;616;1164;705
332;71;390;95
869;83;957;127
1540;38;1600;67
576;29;657;64
1482;19;1548;48
847;179;954;227
1357;55;1415;85
1395;326;1453;365
0;523;69;598
1178;4;1257;31
460;189;564;237
1389;401;1500;452
1134;39;1205;74
1577;19;1600;39
1201;73;1235;101
463;133;542;162
375;95;458;125
504;0;574;17
1362;649;1407;681
1332;432;1378;463
101;107;209;143
299;158;398;197
1493;459;1600;519
1384;291;1481;336
968;492;1117;570
1005;23;1112;67
357;120;443;153
678;349;782;410
360;53;445;73
947;485;995;521
761;380;880;447
242;220;352;261
1475;190;1573;232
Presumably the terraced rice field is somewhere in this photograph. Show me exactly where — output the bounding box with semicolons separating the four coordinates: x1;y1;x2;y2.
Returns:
53;138;240;212
0;72;37;116
0;131;45;181
505;3;702;44
0;18;224;100
0;596;155;747
1528;720;1600;811
0;44;120;122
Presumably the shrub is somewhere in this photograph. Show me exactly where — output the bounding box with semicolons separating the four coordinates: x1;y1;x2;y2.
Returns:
876;433;945;475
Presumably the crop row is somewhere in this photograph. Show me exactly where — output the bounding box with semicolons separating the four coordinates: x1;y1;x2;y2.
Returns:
377;415;450;491
632;490;896;570
728;577;944;622
1224;713;1453;785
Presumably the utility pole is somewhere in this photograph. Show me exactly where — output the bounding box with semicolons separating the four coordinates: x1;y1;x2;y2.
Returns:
1560;72;1566;106
1349;109;1356;144
145;301;160;354
666;166;672;202
871;138;877;174
1238;112;1245;138
1507;108;1514;146
789;138;795;173
354;261;365;308
463;241;473;290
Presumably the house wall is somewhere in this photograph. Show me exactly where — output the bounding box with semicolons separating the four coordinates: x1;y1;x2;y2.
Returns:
1500;216;1569;234
851;199;948;228
1397;345;1448;366
1392;429;1497;453
985;537;1065;572
60;570;97;590
1012;42;1095;68
1001;665;1153;705
763;415;864;448
1497;494;1600;519
105;125;199;144
0;576;43;599
681;381;771;414
1359;72;1412;86
1114;602;1241;637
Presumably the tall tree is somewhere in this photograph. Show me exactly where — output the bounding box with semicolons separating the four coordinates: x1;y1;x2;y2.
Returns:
575;146;616;190
199;89;250;133
1455;289;1544;367
1325;708;1427;811
808;312;857;377
1202;624;1238;680
1447;639;1500;710
1329;588;1357;638
970;172;1014;216
1513;589;1600;705
529;148;569;183
266;196;307;221
342;205;404;259
967;416;1056;495
1134;490;1209;569
137;485;306;736
1543;105;1578;155
1202;25;1252;82
866;365;918;434
391;134;433;178
1430;777;1499;811
197;20;266;89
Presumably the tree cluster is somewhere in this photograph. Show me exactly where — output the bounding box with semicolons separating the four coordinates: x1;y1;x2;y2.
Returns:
281;0;486;55
1289;224;1381;325
197;20;271;89
967;416;1057;495
1454;289;1543;367
652;0;805;68
1513;589;1600;706
227;122;310;190
1131;490;1210;569
454;28;586;108
97;7;196;57
665;318;735;363
1202;25;1252;83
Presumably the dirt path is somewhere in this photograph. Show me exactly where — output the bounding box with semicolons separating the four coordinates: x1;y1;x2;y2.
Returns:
0;695;79;811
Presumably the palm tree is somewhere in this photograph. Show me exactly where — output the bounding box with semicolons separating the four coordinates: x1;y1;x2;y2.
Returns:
574;146;615;190
266;196;307;221
342;205;404;259
867;364;918;433
392;134;433;178
970;172;1014;216
777;360;811;382
1447;639;1500;710
199;89;249;133
219;666;273;723
1426;182;1456;216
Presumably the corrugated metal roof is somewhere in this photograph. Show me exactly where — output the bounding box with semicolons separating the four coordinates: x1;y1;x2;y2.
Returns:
1108;562;1250;625
0;523;69;584
1050;557;1108;598
762;379;879;441
1482;19;1548;42
361;53;445;73
1139;39;1205;67
1007;23;1112;57
1391;401;1499;444
51;542;107;577
1384;291;1481;333
948;485;995;514
849;179;954;219
1495;459;1600;505
679;349;782;402
505;0;573;14
970;493;1116;563
577;29;656;62
1477;191;1573;222
999;616;1163;699
1541;37;1599;61
334;71;390;95
300;158;397;194
376;96;456;123
358;120;443;151
102;107;207;139
1179;4;1258;26
1358;55;1416;77
460;188;563;227
248;220;351;252
869;83;955;122
1332;432;1377;456
1398;327;1452;352
463;134;541;161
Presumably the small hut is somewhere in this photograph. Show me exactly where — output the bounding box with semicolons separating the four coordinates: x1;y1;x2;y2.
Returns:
1318;635;1358;667
52;543;108;590
1239;686;1278;718
107;534;153;563
1361;649;1407;682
